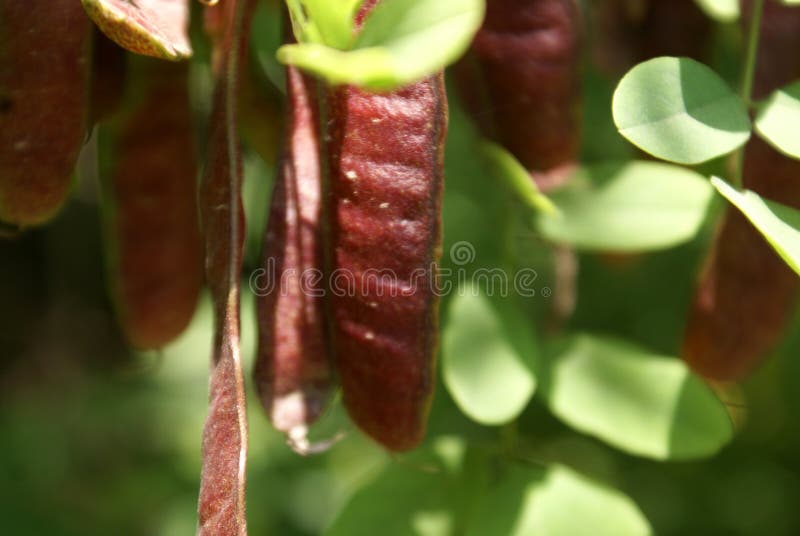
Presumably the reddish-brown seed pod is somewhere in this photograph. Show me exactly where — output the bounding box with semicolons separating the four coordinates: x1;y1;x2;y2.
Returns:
326;77;447;452
103;59;203;350
0;0;91;227
254;62;333;443
682;2;800;381
635;0;711;62
592;0;712;76
325;1;447;451
197;0;254;533
453;0;582;191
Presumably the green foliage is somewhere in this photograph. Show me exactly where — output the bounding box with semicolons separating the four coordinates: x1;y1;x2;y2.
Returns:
293;0;363;48
279;0;485;90
535;161;714;252
755;81;800;159
694;0;740;22
479;142;558;215
326;438;465;536
8;0;800;534
613;57;751;164
442;285;539;426
466;464;651;536
539;334;734;460
712;177;800;277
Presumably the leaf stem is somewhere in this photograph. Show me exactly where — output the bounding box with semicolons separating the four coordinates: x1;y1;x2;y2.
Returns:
733;0;764;189
741;0;764;109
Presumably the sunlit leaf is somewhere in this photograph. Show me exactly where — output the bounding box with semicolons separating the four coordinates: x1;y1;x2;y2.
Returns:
301;0;363;48
755;81;800;159
279;0;484;90
480;141;559;215
327;440;466;536
442;284;539;425
613;57;750;164
694;0;739;22
535;161;714;252
539;334;734;460
712;177;800;277
466;464;651;536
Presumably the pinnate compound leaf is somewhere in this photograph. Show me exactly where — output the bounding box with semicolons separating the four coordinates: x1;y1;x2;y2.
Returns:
196;1;254;534
466;464;651;536
536;161;714;252
755;81;800;159
712;177;800;277
82;0;192;60
613;57;750;164
539;334;734;460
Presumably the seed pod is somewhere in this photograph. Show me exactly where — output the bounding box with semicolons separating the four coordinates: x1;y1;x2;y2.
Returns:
0;0;91;227
325;2;447;452
197;0;254;533
592;0;712;76
635;0;711;62
682;2;800;381
254;63;332;443
453;0;582;191
102;59;203;350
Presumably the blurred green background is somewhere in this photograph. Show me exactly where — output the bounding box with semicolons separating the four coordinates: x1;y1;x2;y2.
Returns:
2;2;800;535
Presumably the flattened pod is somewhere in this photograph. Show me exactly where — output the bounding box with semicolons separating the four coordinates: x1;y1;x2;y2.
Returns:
0;0;91;226
326;74;447;451
104;60;203;350
254;65;332;439
682;2;800;381
453;0;582;191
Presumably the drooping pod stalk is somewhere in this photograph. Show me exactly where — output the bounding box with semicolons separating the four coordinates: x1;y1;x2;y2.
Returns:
453;0;582;191
253;58;333;448
100;59;203;350
682;1;800;381
0;0;91;227
324;1;448;452
197;0;254;533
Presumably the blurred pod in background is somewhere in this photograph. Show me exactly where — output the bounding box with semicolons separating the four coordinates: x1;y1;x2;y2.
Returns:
453;0;583;192
100;58;203;350
682;0;800;381
0;0;91;227
591;0;712;77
